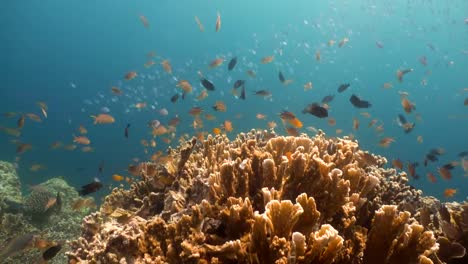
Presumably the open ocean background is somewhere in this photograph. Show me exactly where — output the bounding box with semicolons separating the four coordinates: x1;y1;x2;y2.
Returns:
1;0;467;201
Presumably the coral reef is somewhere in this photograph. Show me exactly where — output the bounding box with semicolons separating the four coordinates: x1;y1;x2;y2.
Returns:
0;176;93;264
0;161;22;203
67;130;467;263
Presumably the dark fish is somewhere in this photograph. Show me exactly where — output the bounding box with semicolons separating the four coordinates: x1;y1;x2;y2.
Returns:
124;124;130;138
227;57;237;71
302;103;328;118
78;179;103;196
0;233;34;259
425;153;438;162
170;93;180;103
253;90;272;97
458;151;468;157
398;114;407;125
278;71;285;83
17;115;25;129
201;78;215;91
42;244;62;261
98;160;104;176
464;98;468;106
321;95;335;104
442;162;457;170
233;80;245;89
349;94;372;108
240;85;246;100
337;83;350;93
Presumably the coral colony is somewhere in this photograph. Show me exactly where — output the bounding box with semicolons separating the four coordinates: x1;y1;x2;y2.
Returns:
66;130;467;263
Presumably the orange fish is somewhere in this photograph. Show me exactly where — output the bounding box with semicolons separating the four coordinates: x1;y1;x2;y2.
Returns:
144;60;155;68
189;107;203;116
215;12;221;32
335;129;343;135
212;101;226;112
135;102;147;109
112;174;124;181
81;146;94;153
288;118;303;129
223;120;233;132
212;127;221;135
392;159;403;170
327;118;336;126
204;113;216;121
401;97;416;114
161;60;172;74
267;121;277;129
256;113;267;120
111;86;122;95
303;82;313;91
152;125;168;136
64;144;77;151
209;58;224;68
73;135;91;145
91;114;115;124
396;68;413;82
44;197;57;210
353;118;360;130
368;119;378;127
25;113;41;122
261;56;274;64
177;80;193;93
78;125;87;134
426;172;437;183
196;89;208;101
140;15;149;28
379;137;395;148
444;188;457;198
286;127;299;136
124;71;137;80
195;16;204;32
16;143;32;154
71;197;96;211
17;115;25;129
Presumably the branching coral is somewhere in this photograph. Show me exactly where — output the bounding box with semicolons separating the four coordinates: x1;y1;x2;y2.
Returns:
67;130;466;263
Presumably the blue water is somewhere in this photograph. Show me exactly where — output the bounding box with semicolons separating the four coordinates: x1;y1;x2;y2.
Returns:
1;0;467;201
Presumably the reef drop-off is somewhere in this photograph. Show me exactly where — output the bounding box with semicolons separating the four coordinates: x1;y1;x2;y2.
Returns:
68;130;467;264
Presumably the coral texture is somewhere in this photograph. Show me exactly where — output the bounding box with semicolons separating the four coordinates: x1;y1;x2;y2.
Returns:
67;130;466;263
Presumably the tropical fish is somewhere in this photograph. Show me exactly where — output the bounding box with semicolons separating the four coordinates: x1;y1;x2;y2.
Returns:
194;16;204;31
41;243;62;262
233;80;245;89
253;90;272;98
177;80;193;93
321;95;335;104
37;102;48;118
124;124;130;138
124;71;137;80
337;83;350;93
396;68;413;82
338;37;349;47
139;15;149;28
315;50;321;61
260;56;274;64
112;174;124;181
303;82;313;91
25;113;41;122
78;178;103;196
135;102;147;109
170;94;180;103
161;60;172;74
200;78;215;91
444;188;457;198
302;103;328;118
111;86;122;95
278;71;285;83
90;114;115;124
209;58;224;68
212;101;226;112
0;126;21;137
401;96;416;113
71;198;97;211
228;57;237;71
223;120;233;132
240;86;246;100
379;137;395;148
215;12;221;32
73;135;90;145
0;233;35;259
349;94;372;108
16;143;32;154
189;107;203;116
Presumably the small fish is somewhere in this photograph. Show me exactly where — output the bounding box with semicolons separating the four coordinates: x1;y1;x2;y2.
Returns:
41;244;62;261
209;58;224;68
419;56;427;66
135;102;147;109
396;68;413;82
401;96;416;114
194;16;204;31
200;78;215;91
159;108;169;116
392;159;403;170
170;94;180;103
407;162;419;179
458;151;468;158
124;124;130;138
427;172;437;183
17;115;25;129
321;95;335;104
464;98;468;106
315;50;321;61
353;118;360;130
240;85;246;100
111;86;122;95
338;37;349;47
349;94;372;108
278;71;285;83
177;80;193;93
37;102;48;118
337;83;350;93
223;120;233;132
78;124;87;134
78;178;103;196
0;233;35;259
212;101;226;112
215;12;221;32
286;127;299;136
233;80;245;89
228;57;237;71
375;41;384;48
261;56;274;64
161;60;172;74
379;137;395;148
253;90;272;98
302;103;328;118
16;143;32;154
25;113;41;122
139;15;149;28
444;188;457;198
90;114;115;124
189;107;203;116
124;71;137;80
112;174;124;181
303;82;313;91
